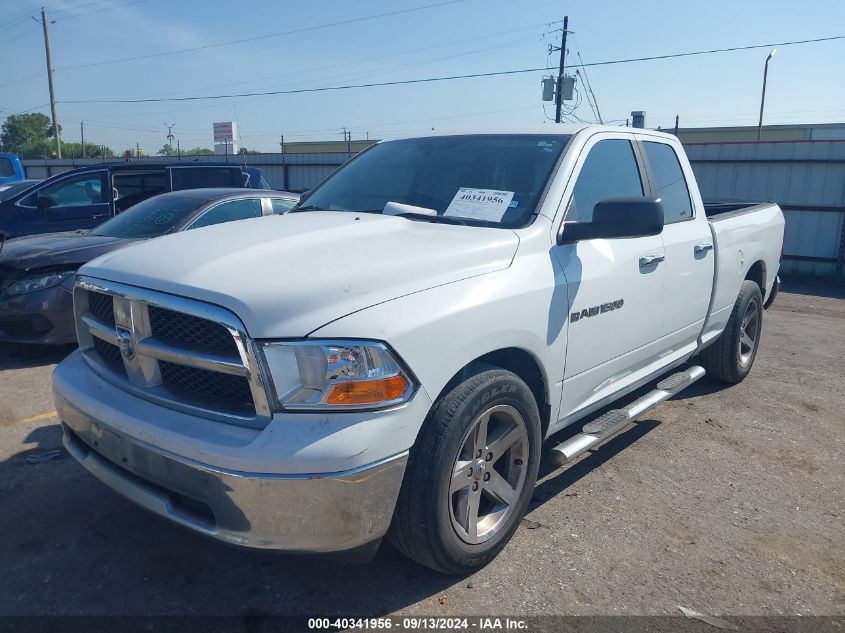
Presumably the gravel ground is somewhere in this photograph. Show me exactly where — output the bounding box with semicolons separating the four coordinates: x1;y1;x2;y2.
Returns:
0;279;842;619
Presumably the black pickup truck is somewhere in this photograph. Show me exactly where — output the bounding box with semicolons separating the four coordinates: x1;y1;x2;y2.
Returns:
0;162;265;239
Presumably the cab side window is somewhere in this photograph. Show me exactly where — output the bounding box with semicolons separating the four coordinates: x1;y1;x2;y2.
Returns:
22;172;108;207
189;198;262;229
566;139;643;222
642;141;693;224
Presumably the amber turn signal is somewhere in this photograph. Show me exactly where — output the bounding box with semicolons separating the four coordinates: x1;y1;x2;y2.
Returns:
325;375;409;405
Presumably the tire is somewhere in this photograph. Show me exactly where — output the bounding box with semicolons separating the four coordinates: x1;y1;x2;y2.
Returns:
389;365;541;575
699;280;764;383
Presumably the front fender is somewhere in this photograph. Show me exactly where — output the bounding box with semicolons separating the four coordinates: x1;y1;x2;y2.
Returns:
309;259;568;441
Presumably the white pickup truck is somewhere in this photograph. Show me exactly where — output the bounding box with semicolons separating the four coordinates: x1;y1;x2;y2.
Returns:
53;125;784;574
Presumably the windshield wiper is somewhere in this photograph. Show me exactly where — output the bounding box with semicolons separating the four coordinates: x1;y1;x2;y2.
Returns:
391;212;468;226
292;204;328;212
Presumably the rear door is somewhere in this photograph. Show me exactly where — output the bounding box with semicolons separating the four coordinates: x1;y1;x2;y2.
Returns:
14;170;111;235
637;136;714;352
553;134;666;421
112;170;168;213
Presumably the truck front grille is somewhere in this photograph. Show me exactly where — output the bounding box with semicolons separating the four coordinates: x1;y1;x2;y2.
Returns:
159;361;254;416
93;336;126;375
148;305;237;355
87;291;115;326
73;277;270;428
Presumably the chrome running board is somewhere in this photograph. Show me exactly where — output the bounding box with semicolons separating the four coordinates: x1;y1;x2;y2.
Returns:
550;365;706;466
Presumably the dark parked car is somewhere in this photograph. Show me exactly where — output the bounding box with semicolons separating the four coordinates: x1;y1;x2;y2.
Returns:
0;162;267;240
0;188;298;345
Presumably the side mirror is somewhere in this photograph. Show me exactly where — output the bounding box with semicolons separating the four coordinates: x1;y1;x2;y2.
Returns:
558;197;664;244
36;194;56;211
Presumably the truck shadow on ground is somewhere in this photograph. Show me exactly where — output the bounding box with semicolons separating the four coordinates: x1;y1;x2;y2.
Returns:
0;358;741;616
0;342;74;370
1;415;665;617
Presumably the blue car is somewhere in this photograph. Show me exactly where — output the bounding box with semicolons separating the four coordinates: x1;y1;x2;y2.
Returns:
0;153;25;185
0;161;264;239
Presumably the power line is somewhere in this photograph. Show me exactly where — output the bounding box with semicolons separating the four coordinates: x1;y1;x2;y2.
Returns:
59;33;845;106
57;0;469;71
0;14;32;34
0;72;43;89
573;38;602;124
0;26;37;46
140;20;563;99
55;0;150;21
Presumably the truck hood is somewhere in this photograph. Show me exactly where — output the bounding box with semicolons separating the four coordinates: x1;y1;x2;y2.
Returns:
82;211;520;337
0;231;129;273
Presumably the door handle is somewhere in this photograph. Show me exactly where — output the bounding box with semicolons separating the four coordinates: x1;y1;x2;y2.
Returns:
694;242;714;255
639;254;665;268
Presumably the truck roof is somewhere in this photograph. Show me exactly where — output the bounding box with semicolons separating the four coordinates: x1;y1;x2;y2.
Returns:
79;161;249;171
377;124;680;141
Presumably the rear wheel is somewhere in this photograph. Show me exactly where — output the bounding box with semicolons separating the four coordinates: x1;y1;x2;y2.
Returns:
700;280;763;383
389;365;541;574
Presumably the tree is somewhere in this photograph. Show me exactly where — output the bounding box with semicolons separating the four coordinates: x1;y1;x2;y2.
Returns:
157;143;175;156
184;147;214;155
61;142;116;159
238;147;260;155
0;113;61;158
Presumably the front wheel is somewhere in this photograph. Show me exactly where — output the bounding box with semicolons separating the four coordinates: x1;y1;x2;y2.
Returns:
389;365;541;574
700;280;764;383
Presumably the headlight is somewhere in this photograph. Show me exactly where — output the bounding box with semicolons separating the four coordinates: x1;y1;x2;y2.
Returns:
7;271;74;296
260;339;415;411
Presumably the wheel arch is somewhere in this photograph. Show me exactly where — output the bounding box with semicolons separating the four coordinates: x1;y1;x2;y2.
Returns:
434;347;552;439
745;260;766;294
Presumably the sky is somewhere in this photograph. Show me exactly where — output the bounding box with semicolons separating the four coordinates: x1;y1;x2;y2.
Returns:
1;0;844;153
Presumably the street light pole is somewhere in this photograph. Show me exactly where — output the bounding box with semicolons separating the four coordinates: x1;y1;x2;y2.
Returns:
756;48;776;142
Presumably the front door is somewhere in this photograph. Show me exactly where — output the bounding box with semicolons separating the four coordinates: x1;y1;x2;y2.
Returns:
552;135;666;422
15;170;111;236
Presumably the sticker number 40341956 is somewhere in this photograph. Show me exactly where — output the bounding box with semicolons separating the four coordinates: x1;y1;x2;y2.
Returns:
443;187;515;222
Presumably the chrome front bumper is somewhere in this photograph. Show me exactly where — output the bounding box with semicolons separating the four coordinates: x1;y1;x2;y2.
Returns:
56;390;408;552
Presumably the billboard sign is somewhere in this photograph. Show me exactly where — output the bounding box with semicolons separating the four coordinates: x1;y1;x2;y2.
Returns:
213;121;236;143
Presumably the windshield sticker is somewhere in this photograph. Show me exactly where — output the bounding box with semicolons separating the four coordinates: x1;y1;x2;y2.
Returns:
444;188;515;222
508;199;519;208
154;212;174;225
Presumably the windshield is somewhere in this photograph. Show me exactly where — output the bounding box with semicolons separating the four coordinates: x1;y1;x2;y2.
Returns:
298;134;569;227
91;194;208;239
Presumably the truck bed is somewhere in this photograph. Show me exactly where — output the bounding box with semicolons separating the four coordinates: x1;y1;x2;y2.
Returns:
699;201;785;349
703;200;773;219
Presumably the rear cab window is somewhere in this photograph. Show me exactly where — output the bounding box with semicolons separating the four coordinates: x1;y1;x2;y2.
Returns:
0;157;14;177
170;167;242;191
641;141;693;224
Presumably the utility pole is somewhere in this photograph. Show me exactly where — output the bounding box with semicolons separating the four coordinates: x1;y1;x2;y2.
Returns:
554;15;569;124
34;9;61;158
80;120;85;158
279;134;285;160
674;114;679;136
164;122;175;154
176;139;181;160
342;127;351;158
756;48;777;142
